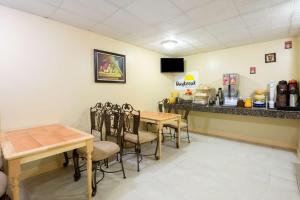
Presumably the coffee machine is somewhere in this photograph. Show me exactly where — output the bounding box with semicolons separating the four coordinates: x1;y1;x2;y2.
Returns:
288;80;298;107
223;73;239;106
276;80;288;108
276;80;299;109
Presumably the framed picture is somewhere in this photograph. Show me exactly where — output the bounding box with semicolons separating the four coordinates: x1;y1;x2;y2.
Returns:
285;41;292;49
250;66;256;74
265;53;276;63
94;49;126;83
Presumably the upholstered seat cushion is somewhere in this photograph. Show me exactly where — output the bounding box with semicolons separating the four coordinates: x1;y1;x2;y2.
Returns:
164;121;188;129
79;141;120;161
124;131;157;144
0;171;7;196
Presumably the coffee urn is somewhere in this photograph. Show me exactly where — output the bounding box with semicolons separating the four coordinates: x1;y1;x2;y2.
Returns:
276;80;288;108
288;80;298;107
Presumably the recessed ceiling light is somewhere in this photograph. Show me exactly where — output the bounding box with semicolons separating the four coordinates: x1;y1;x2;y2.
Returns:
161;40;177;49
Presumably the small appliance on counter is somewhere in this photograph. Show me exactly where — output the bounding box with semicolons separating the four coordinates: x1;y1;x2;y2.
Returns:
193;85;210;105
276;80;288;108
269;80;276;109
253;89;267;108
223;73;239;107
288;80;298;107
178;89;193;103
276;80;300;110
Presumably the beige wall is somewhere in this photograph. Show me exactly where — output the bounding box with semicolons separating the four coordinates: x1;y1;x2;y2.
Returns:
0;5;172;132
0;6;172;178
183;39;299;150
184;38;297;98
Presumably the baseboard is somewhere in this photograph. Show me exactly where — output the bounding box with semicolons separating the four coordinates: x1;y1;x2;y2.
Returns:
189;128;297;151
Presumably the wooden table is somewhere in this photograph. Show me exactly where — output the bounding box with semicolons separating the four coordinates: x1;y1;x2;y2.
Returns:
140;111;181;159
0;124;94;200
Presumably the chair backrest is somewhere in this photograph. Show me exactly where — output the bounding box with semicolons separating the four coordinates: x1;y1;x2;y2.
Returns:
104;105;124;147
104;101;113;110
104;104;121;139
158;98;169;113
90;103;103;131
174;106;191;121
90;102;105;140
122;103;140;136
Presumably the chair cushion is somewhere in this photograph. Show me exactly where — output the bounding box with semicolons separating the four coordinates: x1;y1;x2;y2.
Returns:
124;130;157;144
0;171;7;196
164;121;188;129
92;141;120;161
79;141;120;161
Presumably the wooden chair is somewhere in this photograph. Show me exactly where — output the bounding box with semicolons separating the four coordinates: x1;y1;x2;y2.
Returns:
73;103;126;197
122;103;158;172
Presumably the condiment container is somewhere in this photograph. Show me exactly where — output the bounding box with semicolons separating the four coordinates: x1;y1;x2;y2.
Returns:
244;97;252;108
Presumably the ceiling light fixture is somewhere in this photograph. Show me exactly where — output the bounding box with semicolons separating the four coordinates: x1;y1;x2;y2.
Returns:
161;40;177;49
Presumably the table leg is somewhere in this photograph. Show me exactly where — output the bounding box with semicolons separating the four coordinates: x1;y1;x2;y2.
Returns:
86;139;93;200
156;122;162;160
8;159;21;200
176;118;181;148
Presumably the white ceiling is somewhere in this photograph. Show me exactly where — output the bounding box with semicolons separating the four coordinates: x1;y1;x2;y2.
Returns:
0;0;299;56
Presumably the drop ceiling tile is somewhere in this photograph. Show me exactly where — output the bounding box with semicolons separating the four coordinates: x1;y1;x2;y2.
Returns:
292;16;300;27
106;0;135;8
205;17;252;45
92;23;128;39
241;9;268;29
51;9;97;30
156;14;192;33
103;10;148;36
40;0;63;7
60;0;118;22
170;0;213;11
267;1;293;23
205;17;248;35
0;0;58;17
125;0;182;25
186;0;239;27
233;0;287;14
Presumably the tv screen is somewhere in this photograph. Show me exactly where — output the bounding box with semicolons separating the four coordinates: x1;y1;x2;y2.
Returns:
161;58;184;73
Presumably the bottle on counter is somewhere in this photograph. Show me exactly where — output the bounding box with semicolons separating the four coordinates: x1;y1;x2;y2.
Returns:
217;88;224;105
244;97;252;108
216;94;220;107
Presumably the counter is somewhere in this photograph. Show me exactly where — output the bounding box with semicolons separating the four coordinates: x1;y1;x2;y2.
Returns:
168;103;300;120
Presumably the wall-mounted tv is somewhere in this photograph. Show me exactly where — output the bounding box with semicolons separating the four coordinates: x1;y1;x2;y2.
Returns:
161;58;184;73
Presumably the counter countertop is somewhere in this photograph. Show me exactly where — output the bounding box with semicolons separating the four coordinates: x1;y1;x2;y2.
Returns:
170;103;300;120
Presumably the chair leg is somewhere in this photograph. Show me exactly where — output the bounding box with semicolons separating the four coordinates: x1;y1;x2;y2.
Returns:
187;127;190;143
72;149;81;181
92;162;98;197
63;152;69;167
119;152;126;179
136;145;140;172
105;158;109;168
154;139;159;160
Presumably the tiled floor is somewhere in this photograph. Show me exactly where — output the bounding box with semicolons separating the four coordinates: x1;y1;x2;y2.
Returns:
21;133;300;200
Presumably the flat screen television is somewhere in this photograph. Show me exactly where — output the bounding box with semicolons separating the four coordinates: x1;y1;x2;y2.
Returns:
161;58;184;73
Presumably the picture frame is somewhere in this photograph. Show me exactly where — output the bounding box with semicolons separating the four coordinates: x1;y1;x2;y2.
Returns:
250;66;256;74
94;49;126;83
265;53;276;63
285;41;292;49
